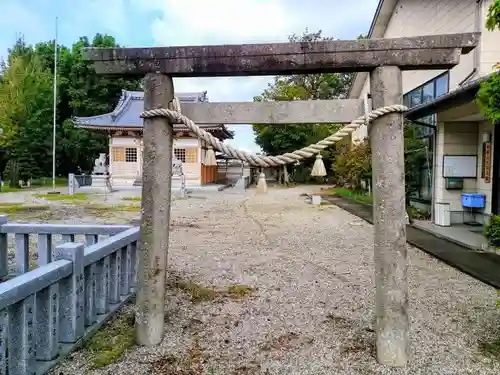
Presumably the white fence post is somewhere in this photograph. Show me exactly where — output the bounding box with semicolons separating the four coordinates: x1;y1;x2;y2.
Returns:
0;216;8;279
54;242;85;343
68;173;75;195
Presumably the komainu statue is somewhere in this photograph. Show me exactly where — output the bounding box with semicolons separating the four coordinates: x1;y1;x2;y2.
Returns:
93;153;108;175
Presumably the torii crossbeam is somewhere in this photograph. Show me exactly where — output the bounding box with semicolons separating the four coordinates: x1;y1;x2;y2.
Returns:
83;31;479;368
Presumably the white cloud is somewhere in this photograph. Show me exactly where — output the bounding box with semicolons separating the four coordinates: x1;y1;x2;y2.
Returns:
60;0;130;41
136;0;296;151
150;0;293;45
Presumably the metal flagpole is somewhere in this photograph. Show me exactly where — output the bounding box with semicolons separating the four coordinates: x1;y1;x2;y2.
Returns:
51;16;58;193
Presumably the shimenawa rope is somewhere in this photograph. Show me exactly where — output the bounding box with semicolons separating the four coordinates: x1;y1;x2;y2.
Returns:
140;100;407;169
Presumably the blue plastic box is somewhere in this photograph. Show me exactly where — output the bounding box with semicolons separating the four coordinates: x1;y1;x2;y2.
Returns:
461;193;486;209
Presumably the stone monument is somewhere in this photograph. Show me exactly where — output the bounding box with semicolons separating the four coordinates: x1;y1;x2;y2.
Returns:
172;156;186;197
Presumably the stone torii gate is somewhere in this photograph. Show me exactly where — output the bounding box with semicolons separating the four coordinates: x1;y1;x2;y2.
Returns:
83;32;479;367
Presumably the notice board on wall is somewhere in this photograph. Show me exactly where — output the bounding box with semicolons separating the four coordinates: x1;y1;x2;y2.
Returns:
443;155;477;178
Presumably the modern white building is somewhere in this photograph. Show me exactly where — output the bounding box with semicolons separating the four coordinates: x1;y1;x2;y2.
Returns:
349;0;500;225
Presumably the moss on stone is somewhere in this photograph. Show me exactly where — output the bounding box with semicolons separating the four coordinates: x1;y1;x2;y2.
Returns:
85;310;136;369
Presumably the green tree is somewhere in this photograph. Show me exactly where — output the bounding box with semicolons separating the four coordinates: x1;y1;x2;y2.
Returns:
0;33;142;181
252;29;352;181
33;33;141;175
486;0;500;31
477;0;500;122
0;52;53;185
332;140;371;189
332;123;427;197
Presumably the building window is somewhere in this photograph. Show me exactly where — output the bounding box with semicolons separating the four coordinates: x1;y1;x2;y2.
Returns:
401;73;448;205
185;148;198;163
112;147;125;162
125;148;137;162
173;148;198;163
174;148;186;162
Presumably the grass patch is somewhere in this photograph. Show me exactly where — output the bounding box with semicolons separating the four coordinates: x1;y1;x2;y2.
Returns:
84;203;141;217
329;187;373;204
480;339;500;360
85;309;136;369
174;280;220;303
0;186;24;193
0;177;67;193
226;284;255;299
0;203;49;215
273;182;297;189
35;192;89;201
151;341;204;374
122;197;142;202
31;177;68;187
172;277;256;303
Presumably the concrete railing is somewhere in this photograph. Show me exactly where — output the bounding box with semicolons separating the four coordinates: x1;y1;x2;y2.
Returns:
0;218;139;375
74;174;92;187
68;173;113;195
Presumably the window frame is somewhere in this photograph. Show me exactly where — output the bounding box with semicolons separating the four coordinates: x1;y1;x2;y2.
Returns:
174;148;187;163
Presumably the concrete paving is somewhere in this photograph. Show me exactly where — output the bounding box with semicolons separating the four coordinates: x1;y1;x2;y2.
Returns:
324;195;500;289
413;220;490;251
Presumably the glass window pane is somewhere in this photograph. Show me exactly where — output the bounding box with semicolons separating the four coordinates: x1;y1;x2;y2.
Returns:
431;113;437;126
435;73;449;97
419;168;431;199
409;87;422;108
422;115;433;125
403;94;410;108
422;82;434;103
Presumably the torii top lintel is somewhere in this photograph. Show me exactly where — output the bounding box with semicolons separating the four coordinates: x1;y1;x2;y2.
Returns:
83;33;479;77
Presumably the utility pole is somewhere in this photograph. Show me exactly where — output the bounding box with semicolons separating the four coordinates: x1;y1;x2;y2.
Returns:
51;16;59;194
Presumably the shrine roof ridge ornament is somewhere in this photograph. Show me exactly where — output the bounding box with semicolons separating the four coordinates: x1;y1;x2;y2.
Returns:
82;32;480;77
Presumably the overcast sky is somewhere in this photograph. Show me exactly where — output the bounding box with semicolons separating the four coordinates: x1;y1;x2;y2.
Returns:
0;0;379;152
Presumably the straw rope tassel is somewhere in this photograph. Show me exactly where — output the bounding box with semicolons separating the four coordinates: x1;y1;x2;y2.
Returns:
203;146;217;166
310;154;327;177
256;171;267;193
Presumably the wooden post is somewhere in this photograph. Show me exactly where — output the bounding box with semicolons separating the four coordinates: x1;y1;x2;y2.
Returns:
136;73;174;346
369;66;409;367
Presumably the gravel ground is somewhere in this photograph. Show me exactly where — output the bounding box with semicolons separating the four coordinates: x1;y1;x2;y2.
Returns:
4;186;500;374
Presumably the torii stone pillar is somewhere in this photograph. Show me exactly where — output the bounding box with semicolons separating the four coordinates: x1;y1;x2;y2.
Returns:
369;66;408;366
135;73;174;345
